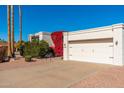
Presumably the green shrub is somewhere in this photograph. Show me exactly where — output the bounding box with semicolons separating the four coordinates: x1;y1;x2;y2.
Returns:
30;45;41;58
25;55;32;62
23;41;31;56
31;38;39;44
23;40;50;58
39;40;49;57
39;40;49;48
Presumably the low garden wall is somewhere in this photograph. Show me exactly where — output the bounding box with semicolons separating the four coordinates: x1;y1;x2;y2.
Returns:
0;46;7;62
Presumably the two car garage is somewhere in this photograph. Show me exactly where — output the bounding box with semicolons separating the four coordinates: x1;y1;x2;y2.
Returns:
63;23;124;66
68;38;113;64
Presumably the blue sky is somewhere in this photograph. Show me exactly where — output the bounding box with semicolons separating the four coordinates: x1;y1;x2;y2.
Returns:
1;5;124;41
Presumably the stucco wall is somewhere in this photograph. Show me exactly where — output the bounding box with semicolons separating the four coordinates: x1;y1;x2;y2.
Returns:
64;23;124;66
28;32;54;46
42;34;54;46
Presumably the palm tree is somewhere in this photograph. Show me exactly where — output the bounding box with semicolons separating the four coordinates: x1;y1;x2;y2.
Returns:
19;5;22;42
7;5;12;57
11;5;14;55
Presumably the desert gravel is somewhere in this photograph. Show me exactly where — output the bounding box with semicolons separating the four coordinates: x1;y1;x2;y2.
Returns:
70;66;124;88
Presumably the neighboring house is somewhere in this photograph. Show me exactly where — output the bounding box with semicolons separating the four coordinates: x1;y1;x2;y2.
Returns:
63;23;124;66
0;42;16;49
29;32;54;46
29;31;64;57
0;42;7;47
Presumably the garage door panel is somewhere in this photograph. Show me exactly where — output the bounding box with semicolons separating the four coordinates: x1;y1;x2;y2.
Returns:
68;42;113;64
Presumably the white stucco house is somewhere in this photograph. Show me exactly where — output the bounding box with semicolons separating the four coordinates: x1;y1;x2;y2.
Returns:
63;23;124;66
29;32;54;46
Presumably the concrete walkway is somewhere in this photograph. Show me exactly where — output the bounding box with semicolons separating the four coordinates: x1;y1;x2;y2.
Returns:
0;57;113;88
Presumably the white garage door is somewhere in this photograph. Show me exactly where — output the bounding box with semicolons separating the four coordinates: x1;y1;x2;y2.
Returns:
68;38;113;64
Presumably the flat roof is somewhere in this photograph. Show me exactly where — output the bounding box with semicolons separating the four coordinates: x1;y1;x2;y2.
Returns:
68;23;124;35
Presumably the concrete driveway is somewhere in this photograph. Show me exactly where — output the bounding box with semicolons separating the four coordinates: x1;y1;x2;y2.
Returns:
0;59;113;88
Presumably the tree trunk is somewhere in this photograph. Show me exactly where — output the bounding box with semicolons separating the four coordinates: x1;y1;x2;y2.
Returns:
7;5;12;57
19;5;22;42
11;5;14;55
